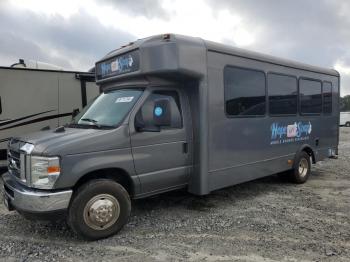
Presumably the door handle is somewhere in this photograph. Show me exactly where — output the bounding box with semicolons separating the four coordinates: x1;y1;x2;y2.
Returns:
183;142;188;154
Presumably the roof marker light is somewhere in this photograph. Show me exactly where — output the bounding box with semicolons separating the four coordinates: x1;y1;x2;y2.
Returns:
163;34;171;40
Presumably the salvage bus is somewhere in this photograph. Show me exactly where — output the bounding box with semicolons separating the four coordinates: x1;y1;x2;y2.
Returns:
2;34;340;240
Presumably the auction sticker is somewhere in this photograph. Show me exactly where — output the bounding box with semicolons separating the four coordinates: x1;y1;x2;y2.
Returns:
115;97;134;103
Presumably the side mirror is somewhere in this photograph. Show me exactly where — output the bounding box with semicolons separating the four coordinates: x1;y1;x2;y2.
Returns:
153;98;171;127
135;98;171;132
72;108;80;119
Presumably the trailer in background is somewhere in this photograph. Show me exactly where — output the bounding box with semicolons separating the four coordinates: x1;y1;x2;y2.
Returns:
0;66;99;167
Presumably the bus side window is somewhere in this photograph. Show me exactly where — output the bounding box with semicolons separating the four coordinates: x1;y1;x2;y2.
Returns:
224;66;266;117
268;73;297;116
323;82;332;114
299;79;322;115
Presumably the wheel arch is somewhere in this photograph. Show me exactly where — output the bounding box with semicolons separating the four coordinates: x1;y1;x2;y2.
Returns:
73;168;135;197
297;144;316;164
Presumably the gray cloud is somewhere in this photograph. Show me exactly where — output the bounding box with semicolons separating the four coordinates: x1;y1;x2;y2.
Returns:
0;7;136;70
0;0;349;95
206;0;350;95
100;0;168;19
0;30;78;69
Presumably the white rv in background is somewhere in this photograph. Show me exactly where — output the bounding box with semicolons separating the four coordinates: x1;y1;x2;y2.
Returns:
340;112;350;126
0;60;99;167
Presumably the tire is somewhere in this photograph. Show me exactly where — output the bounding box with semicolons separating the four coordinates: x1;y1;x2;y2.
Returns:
288;151;311;184
68;179;131;240
346;122;350;127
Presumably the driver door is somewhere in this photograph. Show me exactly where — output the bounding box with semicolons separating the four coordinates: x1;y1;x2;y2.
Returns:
130;88;192;195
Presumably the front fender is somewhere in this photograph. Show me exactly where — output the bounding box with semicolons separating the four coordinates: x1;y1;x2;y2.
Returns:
53;148;139;192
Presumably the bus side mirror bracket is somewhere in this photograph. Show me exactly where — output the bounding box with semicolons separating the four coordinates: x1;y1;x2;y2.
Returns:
72;108;80;119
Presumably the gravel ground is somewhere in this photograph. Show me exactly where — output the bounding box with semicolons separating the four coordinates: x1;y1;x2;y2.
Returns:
0;128;350;262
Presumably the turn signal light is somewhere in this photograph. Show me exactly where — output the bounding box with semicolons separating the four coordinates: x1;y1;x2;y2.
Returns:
47;166;60;174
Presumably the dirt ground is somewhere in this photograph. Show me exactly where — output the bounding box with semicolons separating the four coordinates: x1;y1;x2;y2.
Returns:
0;128;349;262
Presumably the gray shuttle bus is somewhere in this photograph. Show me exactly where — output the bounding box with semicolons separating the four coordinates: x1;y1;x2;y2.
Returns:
2;34;340;240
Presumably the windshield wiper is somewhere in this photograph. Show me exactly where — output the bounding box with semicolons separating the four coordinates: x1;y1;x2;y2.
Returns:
73;118;114;129
80;118;98;124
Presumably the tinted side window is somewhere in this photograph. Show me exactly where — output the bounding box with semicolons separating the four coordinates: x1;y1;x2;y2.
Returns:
268;73;297;115
224;67;266;116
299;79;322;114
323;82;332;114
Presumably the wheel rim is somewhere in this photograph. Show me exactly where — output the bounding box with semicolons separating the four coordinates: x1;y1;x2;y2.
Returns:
298;158;309;177
83;194;120;231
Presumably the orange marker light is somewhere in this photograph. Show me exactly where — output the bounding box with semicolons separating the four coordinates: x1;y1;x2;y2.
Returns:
47;166;60;173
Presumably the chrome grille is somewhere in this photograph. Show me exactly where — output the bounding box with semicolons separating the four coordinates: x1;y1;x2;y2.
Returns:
8;149;21;179
7;139;27;182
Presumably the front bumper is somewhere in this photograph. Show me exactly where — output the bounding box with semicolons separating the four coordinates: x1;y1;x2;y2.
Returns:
2;172;72;213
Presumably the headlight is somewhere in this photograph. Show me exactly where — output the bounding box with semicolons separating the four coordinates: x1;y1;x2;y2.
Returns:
31;156;61;189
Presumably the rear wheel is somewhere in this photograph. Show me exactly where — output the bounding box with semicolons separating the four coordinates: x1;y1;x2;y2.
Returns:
288;151;311;183
346;122;350;127
68;179;131;240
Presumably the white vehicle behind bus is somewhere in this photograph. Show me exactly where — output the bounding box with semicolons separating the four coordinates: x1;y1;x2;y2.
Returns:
340;112;350;126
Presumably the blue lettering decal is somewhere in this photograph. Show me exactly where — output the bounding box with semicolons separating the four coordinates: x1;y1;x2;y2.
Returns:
101;63;111;76
117;55;134;71
270;121;312;145
271;123;287;139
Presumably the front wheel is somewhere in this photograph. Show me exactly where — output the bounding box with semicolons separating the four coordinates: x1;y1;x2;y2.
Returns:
288;151;311;184
68;179;131;240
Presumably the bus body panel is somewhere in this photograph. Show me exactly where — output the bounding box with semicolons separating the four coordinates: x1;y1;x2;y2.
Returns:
206;50;339;191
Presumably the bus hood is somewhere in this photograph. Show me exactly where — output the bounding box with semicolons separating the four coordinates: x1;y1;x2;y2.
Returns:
15;125;130;156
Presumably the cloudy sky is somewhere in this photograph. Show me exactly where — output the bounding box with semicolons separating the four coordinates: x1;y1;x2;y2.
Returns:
1;0;350;95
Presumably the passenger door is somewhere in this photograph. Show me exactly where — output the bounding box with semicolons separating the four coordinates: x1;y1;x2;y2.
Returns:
130;88;192;195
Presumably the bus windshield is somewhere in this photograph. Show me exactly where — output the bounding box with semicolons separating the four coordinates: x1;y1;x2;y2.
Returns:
70;89;143;129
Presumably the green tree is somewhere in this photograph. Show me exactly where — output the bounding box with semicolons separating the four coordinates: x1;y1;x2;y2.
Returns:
340;95;350;111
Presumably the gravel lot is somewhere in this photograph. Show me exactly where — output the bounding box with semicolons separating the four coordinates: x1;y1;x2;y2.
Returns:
0;128;349;262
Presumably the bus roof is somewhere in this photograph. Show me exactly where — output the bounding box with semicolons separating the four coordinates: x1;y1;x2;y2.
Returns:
96;34;339;83
203;39;339;77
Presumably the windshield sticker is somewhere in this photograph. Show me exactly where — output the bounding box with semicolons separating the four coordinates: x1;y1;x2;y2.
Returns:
115;97;134;103
270;121;312;145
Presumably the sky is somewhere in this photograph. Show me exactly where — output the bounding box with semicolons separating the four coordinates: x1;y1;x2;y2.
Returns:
1;0;350;95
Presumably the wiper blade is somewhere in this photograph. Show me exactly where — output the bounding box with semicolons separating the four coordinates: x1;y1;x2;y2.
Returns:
79;118;103;128
68;121;114;130
80;118;98;123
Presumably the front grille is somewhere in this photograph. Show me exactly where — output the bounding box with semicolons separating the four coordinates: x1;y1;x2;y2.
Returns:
7;139;27;182
8;150;21;179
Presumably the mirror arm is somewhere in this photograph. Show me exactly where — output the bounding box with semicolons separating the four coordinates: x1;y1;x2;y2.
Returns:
72;108;80;118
